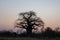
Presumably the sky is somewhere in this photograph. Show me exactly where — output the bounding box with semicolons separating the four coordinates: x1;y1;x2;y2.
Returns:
0;0;60;30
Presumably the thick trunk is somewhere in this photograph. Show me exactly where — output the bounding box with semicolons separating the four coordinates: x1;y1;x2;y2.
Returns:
26;26;32;35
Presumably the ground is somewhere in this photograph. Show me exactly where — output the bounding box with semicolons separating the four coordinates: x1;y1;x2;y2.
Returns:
0;37;60;40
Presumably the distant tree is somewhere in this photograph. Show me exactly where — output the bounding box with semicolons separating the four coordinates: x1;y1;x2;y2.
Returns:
45;27;52;32
55;27;60;32
15;11;44;35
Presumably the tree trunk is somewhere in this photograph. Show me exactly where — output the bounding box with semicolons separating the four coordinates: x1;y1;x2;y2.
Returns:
26;26;32;35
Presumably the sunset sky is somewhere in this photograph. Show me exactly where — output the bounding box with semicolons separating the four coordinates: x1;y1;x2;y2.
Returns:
0;0;60;30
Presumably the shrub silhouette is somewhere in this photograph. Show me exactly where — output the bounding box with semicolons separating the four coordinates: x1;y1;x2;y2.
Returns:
0;27;60;38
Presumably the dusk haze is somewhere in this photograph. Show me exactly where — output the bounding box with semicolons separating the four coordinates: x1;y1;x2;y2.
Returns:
0;0;60;31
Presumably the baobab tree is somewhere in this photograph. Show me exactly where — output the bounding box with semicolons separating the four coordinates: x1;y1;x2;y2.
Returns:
15;11;44;34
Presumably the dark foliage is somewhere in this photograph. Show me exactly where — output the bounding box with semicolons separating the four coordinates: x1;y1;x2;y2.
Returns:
0;27;60;38
0;31;18;37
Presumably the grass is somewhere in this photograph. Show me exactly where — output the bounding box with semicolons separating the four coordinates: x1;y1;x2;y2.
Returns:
0;37;60;40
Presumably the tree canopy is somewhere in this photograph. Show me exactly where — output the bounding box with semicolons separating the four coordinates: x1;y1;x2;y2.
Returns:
15;11;44;34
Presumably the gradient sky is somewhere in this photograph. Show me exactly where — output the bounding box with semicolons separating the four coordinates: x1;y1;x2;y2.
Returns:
0;0;60;30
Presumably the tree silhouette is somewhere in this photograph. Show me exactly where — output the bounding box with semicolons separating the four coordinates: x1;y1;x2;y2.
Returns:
45;27;52;32
15;11;44;35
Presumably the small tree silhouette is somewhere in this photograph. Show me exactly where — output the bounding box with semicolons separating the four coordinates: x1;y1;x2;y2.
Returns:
15;11;44;35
